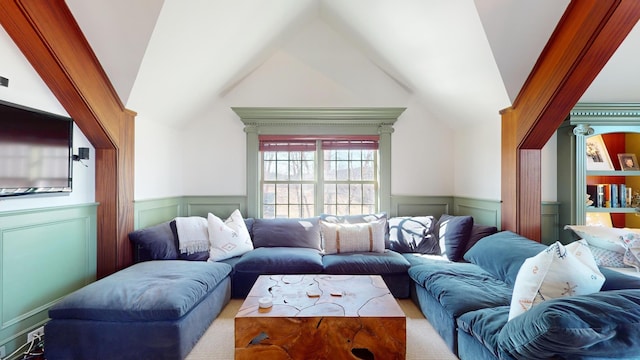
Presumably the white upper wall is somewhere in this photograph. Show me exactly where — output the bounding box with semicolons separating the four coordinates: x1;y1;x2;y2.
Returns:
134;18;458;200
6;1;568;205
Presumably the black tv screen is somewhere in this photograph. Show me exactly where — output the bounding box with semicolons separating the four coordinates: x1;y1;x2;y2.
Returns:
0;100;73;196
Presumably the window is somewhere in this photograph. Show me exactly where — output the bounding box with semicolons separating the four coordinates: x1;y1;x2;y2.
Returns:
233;107;404;218
260;136;378;218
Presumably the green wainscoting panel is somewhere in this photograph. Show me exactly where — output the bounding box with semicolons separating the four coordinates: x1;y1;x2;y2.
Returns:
390;196;453;218
453;197;502;228
134;197;183;229
0;204;97;354
542;202;561;245
133;195;557;244
134;196;249;230
183;196;247;219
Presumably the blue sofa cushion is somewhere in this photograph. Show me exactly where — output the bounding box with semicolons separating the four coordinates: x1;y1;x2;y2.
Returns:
434;214;474;261
456;306;509;359
498;289;640;359
599;267;640;290
49;260;232;322
409;261;512;317
252;217;321;250
322;250;410;274
464;231;547;285
234;247;324;273
128;221;179;260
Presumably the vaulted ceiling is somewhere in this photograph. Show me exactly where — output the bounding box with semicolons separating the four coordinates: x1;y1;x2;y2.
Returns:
65;0;640;129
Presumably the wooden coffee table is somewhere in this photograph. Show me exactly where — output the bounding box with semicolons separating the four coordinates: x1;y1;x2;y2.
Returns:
234;274;406;359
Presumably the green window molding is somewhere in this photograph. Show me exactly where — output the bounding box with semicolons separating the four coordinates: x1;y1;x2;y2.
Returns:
233;107;405;218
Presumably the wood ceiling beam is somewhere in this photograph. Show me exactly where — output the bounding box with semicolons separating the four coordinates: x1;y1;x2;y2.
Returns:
501;0;640;240
0;0;136;278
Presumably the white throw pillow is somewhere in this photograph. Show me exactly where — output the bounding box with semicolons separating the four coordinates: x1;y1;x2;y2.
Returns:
623;237;640;271
207;209;253;261
321;219;386;254
564;225;628;253
508;240;604;321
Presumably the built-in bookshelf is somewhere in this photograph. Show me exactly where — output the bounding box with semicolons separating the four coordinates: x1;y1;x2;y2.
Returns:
557;103;640;243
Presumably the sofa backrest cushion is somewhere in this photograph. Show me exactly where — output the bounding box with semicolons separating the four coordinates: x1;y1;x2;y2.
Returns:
252;217;321;250
435;214;474;262
129;221;179;261
464;224;499;254
464;230;547;285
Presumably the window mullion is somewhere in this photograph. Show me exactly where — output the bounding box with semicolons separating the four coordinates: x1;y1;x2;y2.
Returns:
374;150;379;211
315;139;324;216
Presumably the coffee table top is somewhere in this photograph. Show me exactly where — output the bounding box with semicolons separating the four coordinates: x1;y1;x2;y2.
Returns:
236;274;405;318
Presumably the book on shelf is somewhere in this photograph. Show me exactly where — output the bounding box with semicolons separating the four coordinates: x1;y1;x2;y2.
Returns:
586;183;630;208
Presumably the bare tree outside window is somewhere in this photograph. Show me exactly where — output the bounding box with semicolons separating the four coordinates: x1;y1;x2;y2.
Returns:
261;139;378;218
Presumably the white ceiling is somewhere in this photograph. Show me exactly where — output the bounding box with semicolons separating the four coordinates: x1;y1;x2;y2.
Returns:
65;0;640;129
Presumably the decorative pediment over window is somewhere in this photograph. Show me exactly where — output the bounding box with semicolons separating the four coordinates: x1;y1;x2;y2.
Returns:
233;107;404;135
232;107;405;218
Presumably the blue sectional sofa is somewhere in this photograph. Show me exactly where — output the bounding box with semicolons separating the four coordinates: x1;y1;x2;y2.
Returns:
46;211;640;360
409;230;640;359
130;214;414;299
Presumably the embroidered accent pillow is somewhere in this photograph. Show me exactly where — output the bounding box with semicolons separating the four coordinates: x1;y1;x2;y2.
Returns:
321;219;386;254
207;209;253;261
508;240;604;321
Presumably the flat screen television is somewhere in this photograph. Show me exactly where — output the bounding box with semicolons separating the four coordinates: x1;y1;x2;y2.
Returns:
0;99;73;197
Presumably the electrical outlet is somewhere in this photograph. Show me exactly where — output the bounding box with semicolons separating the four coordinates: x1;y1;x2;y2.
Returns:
27;326;44;343
0;345;6;357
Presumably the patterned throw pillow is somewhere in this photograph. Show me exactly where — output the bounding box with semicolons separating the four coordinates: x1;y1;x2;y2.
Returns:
388;216;438;254
623;237;640;271
588;245;626;267
564;225;627;253
207;209;253;261
320;219;386;254
508;240;605;321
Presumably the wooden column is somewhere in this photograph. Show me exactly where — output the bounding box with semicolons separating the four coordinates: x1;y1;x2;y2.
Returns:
0;0;136;277
501;0;640;241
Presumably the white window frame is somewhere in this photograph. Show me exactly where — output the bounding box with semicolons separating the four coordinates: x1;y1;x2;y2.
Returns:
234;107;404;218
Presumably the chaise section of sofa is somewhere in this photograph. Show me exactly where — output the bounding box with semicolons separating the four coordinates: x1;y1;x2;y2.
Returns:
45;260;232;360
409;229;640;359
409;261;512;353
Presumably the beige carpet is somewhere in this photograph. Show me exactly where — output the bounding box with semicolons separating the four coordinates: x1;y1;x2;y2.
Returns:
186;299;458;360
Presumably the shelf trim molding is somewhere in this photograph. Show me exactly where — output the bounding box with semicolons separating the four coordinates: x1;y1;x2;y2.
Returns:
571;103;640;125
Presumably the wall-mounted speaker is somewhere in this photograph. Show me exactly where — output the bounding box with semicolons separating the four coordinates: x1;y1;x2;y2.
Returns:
73;147;90;161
